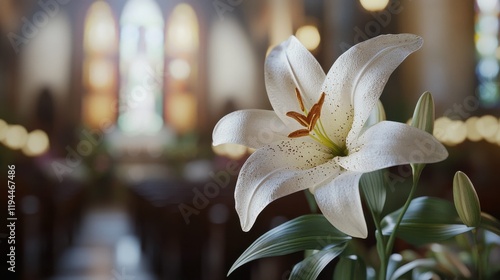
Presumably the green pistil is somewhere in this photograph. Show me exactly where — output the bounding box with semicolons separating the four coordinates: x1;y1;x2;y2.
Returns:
311;125;346;157
287;90;346;157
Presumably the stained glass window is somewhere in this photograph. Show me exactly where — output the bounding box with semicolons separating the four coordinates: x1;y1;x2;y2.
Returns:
118;0;164;135
164;4;199;133
475;0;500;107
82;1;117;128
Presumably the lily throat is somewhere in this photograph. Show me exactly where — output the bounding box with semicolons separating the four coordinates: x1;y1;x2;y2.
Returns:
286;88;347;157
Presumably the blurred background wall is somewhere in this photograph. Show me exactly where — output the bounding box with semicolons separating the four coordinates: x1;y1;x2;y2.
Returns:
0;0;499;279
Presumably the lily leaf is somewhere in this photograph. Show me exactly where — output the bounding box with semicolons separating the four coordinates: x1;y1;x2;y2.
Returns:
360;169;387;216
481;212;500;236
381;197;473;245
228;214;351;275
428;244;472;278
333;255;367;280
289;244;347;280
305;190;319;213
390;259;437;280
412;269;440;280
386;254;403;280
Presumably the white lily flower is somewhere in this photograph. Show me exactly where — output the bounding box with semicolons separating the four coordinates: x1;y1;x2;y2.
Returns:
212;34;448;238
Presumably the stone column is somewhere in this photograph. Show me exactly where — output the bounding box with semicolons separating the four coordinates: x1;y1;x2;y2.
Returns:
397;0;476;116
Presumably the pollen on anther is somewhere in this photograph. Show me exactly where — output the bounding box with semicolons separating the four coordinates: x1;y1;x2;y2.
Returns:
318;92;326;106
286;111;308;127
288;129;310;138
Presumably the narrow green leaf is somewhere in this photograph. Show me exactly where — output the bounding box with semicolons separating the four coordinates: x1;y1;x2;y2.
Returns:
410;92;436;179
289;244;347;280
453;171;481;227
484;228;500;277
390;259;437;280
412;269;439;280
480;212;500;236
381;197;473;245
305;189;319;213
228;215;351;275
386;254;403;280
429;244;472;278
333;255;367;280
484;229;500;246
360;169;386;215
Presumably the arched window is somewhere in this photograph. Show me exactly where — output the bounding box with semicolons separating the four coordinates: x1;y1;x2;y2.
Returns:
82;1;118;129
82;1;202;135
118;0;164;135
164;3;200;134
475;0;500;107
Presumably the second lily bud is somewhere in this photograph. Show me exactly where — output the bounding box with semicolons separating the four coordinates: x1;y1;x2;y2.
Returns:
453;171;481;227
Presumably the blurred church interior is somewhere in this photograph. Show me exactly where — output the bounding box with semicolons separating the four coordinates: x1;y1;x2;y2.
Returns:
0;0;499;279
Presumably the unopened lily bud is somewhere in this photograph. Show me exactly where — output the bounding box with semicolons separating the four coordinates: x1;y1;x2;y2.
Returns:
411;91;434;134
411;92;437;179
365;100;387;127
453;171;481;227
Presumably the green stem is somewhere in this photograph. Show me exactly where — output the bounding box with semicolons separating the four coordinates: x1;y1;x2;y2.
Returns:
376;230;387;280
363;193;386;280
375;219;389;280
472;229;483;279
380;177;419;280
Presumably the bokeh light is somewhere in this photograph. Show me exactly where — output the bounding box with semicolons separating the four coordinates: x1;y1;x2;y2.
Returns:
0;119;8;141
359;0;390;12
3;125;28;150
476;35;498;56
446;120;467;146
476;114;499;142
212;143;248;160
432;116;500;146
477;0;498;13
478;15;499;35
433;117;452;143
169;59;191;80
23;129;50;156
466;117;482;142
295;25;321;51
477;57;499;78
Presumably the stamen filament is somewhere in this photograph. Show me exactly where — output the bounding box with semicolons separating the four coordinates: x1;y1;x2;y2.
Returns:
286;91;346;156
308;114;317;131
312;127;344;156
295;88;305;112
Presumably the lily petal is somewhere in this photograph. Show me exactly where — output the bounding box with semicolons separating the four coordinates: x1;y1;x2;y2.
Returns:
235;140;340;231
323;34;423;148
212;109;289;149
338;121;448;173
265;36;326;130
314;171;367;238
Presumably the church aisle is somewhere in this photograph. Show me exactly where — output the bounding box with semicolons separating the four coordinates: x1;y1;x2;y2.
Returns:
49;207;157;280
